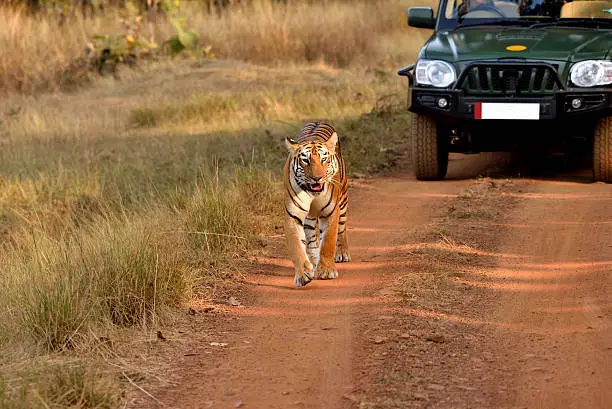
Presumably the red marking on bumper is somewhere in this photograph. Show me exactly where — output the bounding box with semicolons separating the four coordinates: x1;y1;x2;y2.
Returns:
474;102;482;120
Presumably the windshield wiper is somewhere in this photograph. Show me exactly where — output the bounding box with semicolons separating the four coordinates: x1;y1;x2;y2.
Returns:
529;18;612;29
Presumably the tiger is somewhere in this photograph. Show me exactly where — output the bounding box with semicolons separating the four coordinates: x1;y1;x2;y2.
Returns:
283;121;351;287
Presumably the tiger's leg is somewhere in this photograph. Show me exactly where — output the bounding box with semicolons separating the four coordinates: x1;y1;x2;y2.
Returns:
315;207;339;280
304;216;320;266
335;203;351;262
284;211;314;287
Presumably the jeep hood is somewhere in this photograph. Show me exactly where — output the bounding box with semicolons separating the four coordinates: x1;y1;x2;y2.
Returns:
423;27;612;63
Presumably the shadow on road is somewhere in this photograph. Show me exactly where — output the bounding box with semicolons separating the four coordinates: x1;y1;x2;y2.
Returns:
446;149;594;184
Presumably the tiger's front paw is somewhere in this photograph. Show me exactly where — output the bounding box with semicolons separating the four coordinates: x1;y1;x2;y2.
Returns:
335;246;351;263
315;261;338;280
293;259;314;287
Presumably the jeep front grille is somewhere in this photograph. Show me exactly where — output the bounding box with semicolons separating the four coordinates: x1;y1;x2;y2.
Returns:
454;63;564;97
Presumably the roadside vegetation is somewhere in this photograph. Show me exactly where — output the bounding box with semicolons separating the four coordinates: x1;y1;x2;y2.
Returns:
0;0;432;407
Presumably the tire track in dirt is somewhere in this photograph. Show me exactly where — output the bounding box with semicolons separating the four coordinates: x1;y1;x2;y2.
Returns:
483;180;612;408
351;167;612;409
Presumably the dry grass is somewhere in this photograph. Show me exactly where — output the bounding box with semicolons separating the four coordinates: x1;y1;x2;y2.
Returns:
192;1;400;67
1;212;186;350
0;0;433;94
0;173;260;407
0;359;119;409
0;7;116;94
0;60;415;406
0;63;408;234
0;0;437;405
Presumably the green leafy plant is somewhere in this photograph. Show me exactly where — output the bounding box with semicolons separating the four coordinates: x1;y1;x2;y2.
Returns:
159;0;214;58
88;0;212;75
163;15;200;56
90;2;158;74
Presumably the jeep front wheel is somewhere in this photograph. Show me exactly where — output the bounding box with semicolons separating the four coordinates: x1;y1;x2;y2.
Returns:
411;113;448;181
593;117;612;183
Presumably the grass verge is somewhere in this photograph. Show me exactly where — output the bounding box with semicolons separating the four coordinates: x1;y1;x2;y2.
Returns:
0;360;119;409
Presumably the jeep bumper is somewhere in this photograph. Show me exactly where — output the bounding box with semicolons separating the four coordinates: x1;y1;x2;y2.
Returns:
408;87;612;122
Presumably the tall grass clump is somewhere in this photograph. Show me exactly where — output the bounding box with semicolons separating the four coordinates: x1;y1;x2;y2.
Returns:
182;178;253;258
20;269;94;352
0;213;193;351
1;233;94;351
0;167;267;403
233;164;283;217
0;163;268;349
92;217;192;327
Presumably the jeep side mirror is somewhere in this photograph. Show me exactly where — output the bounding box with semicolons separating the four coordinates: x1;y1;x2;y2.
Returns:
408;7;435;29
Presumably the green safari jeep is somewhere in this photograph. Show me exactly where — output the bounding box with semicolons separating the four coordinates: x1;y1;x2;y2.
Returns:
399;0;612;182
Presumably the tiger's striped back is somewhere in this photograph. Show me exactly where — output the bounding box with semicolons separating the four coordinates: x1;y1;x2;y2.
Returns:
297;122;339;145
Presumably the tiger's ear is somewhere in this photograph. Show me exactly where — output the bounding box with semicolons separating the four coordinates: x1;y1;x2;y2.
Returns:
325;132;338;152
284;137;300;153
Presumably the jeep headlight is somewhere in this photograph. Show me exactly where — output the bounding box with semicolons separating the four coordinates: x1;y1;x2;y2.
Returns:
415;60;456;87
570;60;612;87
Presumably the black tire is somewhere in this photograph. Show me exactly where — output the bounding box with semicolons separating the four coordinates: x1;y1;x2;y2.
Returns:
411;113;448;181
593;117;612;183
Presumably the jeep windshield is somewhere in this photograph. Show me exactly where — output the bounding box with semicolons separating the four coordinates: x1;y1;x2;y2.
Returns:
439;0;612;29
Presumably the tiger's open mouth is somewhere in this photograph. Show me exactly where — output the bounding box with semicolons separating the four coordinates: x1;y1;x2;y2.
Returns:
309;183;324;192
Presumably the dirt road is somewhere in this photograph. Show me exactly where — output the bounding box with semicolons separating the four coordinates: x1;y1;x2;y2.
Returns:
487;181;612;408
131;153;612;409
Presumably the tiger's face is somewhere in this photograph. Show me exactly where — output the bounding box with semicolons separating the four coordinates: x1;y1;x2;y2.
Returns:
286;133;339;194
